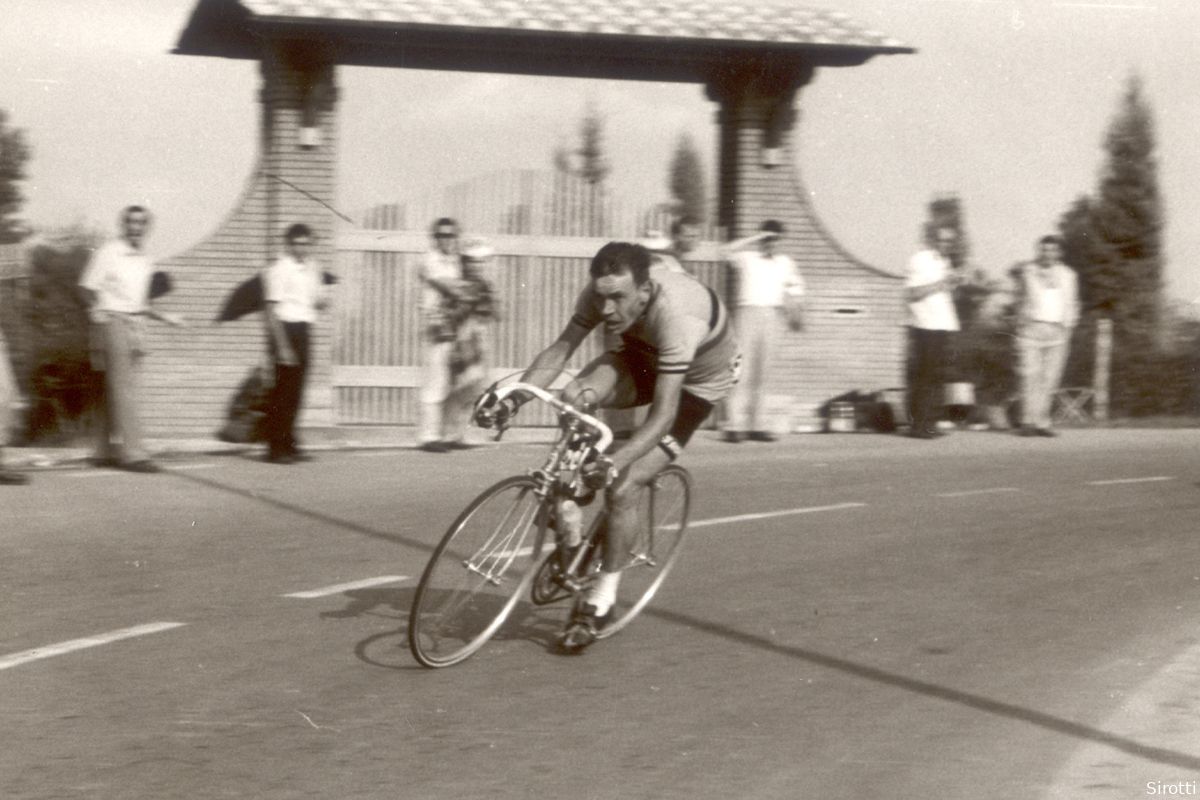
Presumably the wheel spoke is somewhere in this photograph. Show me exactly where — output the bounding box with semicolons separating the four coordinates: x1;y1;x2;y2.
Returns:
409;477;548;667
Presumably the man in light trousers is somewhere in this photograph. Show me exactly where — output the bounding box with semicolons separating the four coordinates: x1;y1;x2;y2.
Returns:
722;220;805;442
79;206;184;472
1014;234;1079;437
0;323;29;484
417;217;473;453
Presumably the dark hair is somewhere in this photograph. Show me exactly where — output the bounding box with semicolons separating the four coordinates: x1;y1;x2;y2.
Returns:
431;217;458;236
1039;234;1063;247
121;205;151;225
589;242;652;286
760;219;785;236
285;223;313;242
671;216;700;237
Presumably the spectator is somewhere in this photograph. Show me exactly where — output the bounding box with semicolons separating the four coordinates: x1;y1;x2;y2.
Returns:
904;225;961;439
78;206;184;472
441;240;499;449
0;321;28;484
262;223;328;464
650;216;702;275
1013;235;1079;437
722;219;805;443
418;217;467;453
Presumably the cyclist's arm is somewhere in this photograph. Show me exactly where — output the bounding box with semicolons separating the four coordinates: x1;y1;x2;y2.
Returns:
519;321;591;390
609;371;685;475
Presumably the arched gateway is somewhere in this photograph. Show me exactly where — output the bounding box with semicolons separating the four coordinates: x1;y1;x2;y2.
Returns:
157;0;913;438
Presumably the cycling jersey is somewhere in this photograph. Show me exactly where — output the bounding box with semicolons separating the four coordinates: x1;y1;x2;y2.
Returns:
569;265;740;403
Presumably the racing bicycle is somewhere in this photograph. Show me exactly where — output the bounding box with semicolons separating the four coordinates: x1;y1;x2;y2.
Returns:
407;381;692;668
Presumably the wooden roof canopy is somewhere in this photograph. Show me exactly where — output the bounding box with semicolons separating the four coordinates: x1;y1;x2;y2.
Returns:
174;0;913;81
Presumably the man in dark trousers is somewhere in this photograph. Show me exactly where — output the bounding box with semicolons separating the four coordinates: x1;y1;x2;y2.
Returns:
903;225;961;439
263;223;327;464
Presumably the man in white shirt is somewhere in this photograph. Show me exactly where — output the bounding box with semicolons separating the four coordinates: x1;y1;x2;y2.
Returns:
263;222;327;464
722;219;805;443
904;226;961;439
417;217;472;453
78;206;183;472
1014;235;1080;437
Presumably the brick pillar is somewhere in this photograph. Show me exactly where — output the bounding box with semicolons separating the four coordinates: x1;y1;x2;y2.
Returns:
146;41;339;439
706;60;814;243
703;61;906;430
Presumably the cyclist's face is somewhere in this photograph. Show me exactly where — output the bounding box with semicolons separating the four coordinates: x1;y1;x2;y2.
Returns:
593;270;651;335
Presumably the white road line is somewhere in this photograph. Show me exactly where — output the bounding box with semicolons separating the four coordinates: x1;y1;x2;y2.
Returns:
689;502;867;529
282;576;409;599
0;622;187;672
936;487;1022;498
1087;476;1175;486
164;463;218;471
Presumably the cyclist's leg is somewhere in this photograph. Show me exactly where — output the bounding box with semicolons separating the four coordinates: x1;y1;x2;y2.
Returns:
602;390;710;576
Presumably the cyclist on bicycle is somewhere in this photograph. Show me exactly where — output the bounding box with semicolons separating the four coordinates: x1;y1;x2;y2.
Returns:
476;241;740;651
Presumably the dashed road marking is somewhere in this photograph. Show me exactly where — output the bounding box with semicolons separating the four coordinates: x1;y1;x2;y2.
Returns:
1087;476;1175;486
283;576;409;599
165;463;218;471
0;622;187;671
936;487;1022;498
689;502;867;529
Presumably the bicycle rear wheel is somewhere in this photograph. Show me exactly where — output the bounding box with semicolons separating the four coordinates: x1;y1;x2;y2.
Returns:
598;464;692;639
409;475;551;668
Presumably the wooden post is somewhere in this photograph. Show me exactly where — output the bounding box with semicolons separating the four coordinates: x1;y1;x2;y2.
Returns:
1094;318;1112;422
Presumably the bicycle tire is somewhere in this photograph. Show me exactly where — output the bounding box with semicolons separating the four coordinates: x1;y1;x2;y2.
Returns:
597;464;692;639
409;475;551;668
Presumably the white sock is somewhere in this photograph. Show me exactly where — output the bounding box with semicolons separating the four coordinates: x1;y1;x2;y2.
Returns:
585;571;620;616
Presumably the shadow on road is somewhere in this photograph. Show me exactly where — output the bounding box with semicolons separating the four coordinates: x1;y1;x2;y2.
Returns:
647;605;1200;771
316;587;563;671
166;468;437;554
165;468;1200;770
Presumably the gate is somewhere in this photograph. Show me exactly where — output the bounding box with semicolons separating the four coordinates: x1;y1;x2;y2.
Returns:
332;170;722;426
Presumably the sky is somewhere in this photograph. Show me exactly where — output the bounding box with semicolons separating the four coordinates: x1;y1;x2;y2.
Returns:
3;0;1198;303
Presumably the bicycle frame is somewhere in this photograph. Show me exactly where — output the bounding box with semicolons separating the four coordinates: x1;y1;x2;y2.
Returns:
479;381;614;497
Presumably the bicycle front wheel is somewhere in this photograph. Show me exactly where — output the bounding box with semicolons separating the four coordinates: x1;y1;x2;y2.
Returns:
598;465;692;639
409;475;551;668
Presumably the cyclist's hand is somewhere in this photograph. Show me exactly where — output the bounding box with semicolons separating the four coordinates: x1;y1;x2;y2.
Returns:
474;395;516;431
581;455;618;491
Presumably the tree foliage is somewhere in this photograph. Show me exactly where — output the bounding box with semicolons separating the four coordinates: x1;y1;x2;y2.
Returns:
667;133;706;223
0;109;31;244
1057;74;1168;414
553;102;610;186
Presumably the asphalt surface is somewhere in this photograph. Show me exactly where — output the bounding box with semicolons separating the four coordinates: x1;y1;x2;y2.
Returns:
1;429;1198;799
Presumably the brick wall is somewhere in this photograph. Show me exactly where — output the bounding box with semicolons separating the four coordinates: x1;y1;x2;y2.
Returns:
143;43;338;439
710;65;906;426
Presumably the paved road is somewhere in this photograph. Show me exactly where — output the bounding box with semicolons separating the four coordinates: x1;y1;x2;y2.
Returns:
1;430;1198;799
